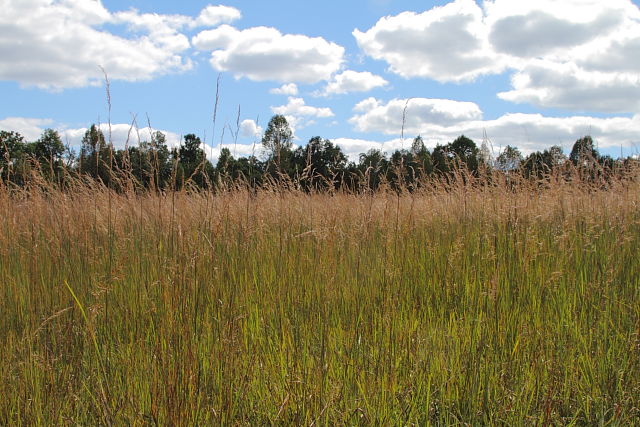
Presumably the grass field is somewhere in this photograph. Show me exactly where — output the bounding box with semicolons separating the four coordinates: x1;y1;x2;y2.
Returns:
1;176;639;425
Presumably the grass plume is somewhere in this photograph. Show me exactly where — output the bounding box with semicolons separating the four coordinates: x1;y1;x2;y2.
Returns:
0;172;639;424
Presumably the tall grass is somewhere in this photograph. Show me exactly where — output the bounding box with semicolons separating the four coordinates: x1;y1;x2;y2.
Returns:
0;172;639;424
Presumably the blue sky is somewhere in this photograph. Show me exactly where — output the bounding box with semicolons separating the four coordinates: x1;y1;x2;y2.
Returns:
1;0;640;161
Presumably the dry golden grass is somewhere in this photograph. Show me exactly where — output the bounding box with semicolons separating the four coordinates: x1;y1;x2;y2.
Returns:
1;169;639;424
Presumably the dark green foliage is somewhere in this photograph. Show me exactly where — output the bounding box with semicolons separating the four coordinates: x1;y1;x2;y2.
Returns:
523;145;566;178
0;119;635;193
570;135;599;165
33;128;65;164
358;148;388;190
118;131;174;190
0;130;28;184
432;135;480;174
30;128;66;181
79;124;110;183
177;134;214;188
292;136;348;190
215;148;265;188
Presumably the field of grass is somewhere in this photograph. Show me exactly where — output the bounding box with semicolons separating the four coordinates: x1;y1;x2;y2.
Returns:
1;176;639;425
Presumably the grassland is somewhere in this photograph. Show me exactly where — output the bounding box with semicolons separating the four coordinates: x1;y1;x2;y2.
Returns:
1;175;639;425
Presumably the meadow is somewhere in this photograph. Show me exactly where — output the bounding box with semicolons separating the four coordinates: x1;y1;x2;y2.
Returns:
1;172;639;425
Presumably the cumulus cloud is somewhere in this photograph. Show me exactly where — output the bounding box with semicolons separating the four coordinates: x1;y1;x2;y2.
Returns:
578;34;640;73
0;117;55;141
331;137;405;161
483;0;640;112
270;97;334;134
346;97;640;155
329;111;640;161
442;113;640;154
270;83;299;96
336;113;640;159
0;0;203;90
0;116;183;151
64;123;183;151
497;61;640;113
354;0;640;113
349;97;483;135
272;97;334;118
353;0;505;82
322;70;388;95
193;25;345;83
191;5;241;28
486;3;623;57
240;119;263;138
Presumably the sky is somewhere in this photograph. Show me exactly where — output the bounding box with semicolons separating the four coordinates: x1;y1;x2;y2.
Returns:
1;0;640;161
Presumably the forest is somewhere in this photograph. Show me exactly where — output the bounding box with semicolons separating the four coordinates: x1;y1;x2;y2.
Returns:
1;114;633;192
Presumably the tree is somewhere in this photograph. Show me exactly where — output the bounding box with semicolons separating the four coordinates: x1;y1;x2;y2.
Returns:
432;135;480;174
410;135;433;179
0;130;27;183
79;124;107;180
147;131;172;189
293;136;347;189
31;129;65;181
545;145;566;168
177;134;213;188
262;115;293;172
411;135;425;157
569;135;599;166
216;147;234;173
33;129;65;164
495;145;523;171
358;148;388;190
523;145;566;179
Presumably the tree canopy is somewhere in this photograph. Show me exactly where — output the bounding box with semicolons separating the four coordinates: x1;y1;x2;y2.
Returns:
0;119;631;192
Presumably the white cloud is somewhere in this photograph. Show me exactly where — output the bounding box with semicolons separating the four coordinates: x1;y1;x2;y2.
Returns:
112;10;191;53
192;24;238;50
440;113;640;155
0;2;245;90
193;26;345;83
353;0;505;83
497;60;640;113
63;123;183;151
484;0;640;112
335;112;640;159
0;117;54;141
0;2;239;91
349;97;483;135
191;5;241;28
331;137;406;161
272;97;334;118
270;97;334;135
239;119;263;138
354;0;640;113
346;97;640;155
0;117;182;151
322;70;388;95
208;143;263;162
486;0;625;57
577;33;640;73
0;0;197;90
270;83;299;96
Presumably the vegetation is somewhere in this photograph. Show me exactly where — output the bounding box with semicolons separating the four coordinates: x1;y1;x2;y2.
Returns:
1;116;639;424
1;160;639;424
1;115;635;193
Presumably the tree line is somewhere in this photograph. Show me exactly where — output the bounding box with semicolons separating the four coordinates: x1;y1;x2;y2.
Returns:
1;114;636;191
